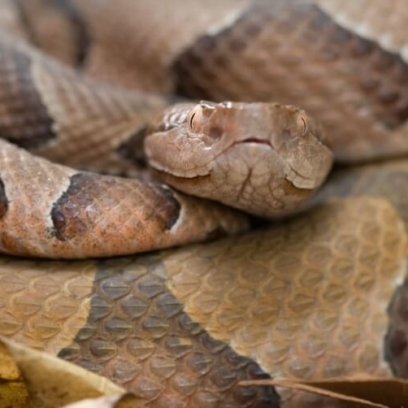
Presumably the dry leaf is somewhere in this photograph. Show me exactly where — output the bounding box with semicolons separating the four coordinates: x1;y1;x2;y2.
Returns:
62;394;142;408
0;340;21;381
0;382;29;408
0;336;144;407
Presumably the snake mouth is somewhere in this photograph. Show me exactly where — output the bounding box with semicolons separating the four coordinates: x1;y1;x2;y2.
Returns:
235;137;272;146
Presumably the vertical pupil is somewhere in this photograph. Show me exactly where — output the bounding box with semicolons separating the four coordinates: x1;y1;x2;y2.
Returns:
189;113;196;128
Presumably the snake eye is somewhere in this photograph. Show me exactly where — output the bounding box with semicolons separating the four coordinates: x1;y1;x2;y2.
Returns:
295;113;308;137
189;112;196;129
188;106;204;131
301;117;308;136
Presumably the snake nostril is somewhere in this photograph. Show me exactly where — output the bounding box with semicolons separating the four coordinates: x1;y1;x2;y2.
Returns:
209;126;223;139
281;129;293;138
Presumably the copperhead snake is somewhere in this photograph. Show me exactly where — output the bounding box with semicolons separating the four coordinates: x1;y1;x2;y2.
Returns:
0;0;408;407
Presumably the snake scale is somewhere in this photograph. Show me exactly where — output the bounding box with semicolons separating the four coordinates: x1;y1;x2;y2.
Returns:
1;0;408;407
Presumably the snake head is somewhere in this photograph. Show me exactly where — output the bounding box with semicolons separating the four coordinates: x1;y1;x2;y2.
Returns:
144;101;333;218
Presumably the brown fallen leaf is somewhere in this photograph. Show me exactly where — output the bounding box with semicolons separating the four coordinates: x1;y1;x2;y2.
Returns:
240;377;408;408
0;339;28;408
62;394;142;408
0;336;144;408
0;381;29;408
0;340;21;381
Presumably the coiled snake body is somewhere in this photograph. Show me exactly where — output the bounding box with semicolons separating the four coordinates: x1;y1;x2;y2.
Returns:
1;0;408;407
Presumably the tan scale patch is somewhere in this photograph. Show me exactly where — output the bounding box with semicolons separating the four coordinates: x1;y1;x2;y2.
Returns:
30;54;167;176
70;0;252;92
0;38;57;149
162;198;408;406
317;0;408;60
0;0;30;42
0;257;96;356
13;0;89;67
314;159;408;231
